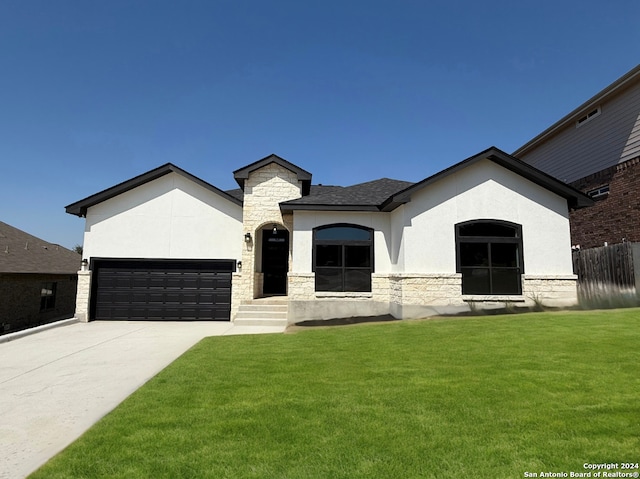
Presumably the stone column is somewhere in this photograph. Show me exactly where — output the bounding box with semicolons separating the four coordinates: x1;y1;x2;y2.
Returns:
75;270;91;322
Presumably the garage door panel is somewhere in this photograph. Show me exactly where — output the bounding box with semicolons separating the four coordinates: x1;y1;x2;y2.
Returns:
165;292;191;304
105;306;137;320
92;259;234;321
164;275;185;288
196;293;216;304
132;274;150;288
132;291;150;303
148;276;167;289
146;292;166;303
178;292;199;304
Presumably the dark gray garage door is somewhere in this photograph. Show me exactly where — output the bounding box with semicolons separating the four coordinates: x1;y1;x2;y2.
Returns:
91;259;234;321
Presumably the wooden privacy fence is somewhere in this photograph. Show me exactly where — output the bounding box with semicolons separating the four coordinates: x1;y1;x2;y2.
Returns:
572;242;640;303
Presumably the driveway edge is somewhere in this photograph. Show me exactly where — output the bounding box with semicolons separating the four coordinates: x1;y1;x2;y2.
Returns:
0;317;79;344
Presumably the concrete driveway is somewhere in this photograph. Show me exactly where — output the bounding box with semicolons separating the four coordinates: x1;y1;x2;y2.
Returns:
0;319;285;479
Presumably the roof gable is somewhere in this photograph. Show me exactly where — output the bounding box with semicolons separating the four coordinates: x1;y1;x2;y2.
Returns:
514;64;640;157
0;222;81;274
65;163;242;217
233;154;312;195
381;147;593;211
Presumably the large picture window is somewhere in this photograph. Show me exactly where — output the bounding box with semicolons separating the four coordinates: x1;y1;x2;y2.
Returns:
313;224;373;292
456;220;523;295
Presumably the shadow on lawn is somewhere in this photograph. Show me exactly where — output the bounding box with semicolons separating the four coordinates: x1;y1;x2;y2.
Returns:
292;314;400;329
289;306;556;331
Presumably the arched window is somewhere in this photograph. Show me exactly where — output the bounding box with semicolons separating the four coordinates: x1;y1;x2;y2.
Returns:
456;220;524;295
313;224;373;292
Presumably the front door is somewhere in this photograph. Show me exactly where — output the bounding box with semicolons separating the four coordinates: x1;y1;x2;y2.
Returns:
262;228;289;295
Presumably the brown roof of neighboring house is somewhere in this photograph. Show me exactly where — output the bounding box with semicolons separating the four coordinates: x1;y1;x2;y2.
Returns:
0;222;81;274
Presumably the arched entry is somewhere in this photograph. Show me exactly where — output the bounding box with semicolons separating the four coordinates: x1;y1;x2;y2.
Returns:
261;225;289;295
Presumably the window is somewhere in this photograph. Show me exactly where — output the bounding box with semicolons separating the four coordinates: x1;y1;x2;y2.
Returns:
587;184;609;199
313;224;373;292
40;282;57;311
576;106;601;127
456;221;523;295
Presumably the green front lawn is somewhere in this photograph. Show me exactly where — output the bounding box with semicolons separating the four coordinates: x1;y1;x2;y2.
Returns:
31;309;640;479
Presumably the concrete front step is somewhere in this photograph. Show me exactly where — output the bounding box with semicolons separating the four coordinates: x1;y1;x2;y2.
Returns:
238;304;288;313
233;318;289;327
234;298;289;327
241;298;288;306
235;311;287;320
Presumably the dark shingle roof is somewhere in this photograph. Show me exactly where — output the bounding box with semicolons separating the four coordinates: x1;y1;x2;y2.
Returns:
225;188;244;202
280;178;414;211
0;222;81;274
65;148;593;218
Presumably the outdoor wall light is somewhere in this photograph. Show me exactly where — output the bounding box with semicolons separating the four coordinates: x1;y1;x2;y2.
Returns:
272;224;278;234
237;260;242;271
244;232;252;243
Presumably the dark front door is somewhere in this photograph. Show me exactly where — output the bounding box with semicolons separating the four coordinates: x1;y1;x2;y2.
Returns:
262;228;289;295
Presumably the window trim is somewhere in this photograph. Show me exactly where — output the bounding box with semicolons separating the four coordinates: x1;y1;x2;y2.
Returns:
40;282;57;312
312;223;374;292
586;184;609;199
455;220;524;295
576;106;601;128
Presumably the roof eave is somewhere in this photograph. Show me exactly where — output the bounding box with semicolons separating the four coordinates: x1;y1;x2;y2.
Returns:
385;147;593;210
487;153;594;209
379;198;408;212
514;64;640;157
65;163;242;217
233;154;313;192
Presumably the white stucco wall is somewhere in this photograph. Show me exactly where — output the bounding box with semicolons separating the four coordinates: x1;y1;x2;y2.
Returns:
291;211;392;273
393;159;573;275
82;172;243;261
290;159;573;279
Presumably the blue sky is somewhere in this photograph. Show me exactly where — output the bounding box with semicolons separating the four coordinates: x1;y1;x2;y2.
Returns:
1;0;639;249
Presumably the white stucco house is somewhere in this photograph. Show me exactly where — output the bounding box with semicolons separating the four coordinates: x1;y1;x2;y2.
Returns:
66;147;592;325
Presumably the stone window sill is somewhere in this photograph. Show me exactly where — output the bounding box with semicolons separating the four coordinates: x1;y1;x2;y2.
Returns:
462;295;526;303
315;292;373;299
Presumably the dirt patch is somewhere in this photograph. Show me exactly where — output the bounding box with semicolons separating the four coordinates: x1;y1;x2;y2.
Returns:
286;314;401;332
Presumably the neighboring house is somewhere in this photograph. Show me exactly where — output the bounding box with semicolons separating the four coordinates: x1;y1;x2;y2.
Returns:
514;64;640;249
65;147;591;324
0;221;81;335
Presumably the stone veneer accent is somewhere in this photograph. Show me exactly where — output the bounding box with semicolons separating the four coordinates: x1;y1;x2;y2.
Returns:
75;270;91;322
232;163;302;318
389;273;467;318
287;273;315;301
286;272;578;322
522;274;578;307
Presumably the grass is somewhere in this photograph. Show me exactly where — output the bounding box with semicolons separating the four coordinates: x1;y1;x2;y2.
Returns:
31;309;640;479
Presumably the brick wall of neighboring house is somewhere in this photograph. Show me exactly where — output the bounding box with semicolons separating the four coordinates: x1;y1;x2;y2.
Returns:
569;156;640;249
0;273;78;335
